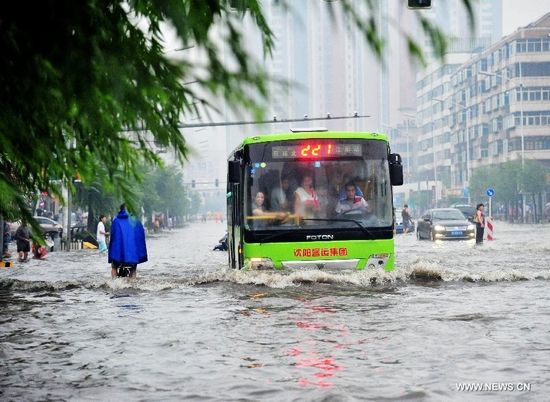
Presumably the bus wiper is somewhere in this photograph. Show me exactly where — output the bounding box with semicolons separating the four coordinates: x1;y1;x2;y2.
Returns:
256;217;376;244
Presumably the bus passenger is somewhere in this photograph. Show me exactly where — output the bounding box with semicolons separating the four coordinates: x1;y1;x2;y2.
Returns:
335;182;372;214
252;191;288;227
271;176;293;212
252;191;268;216
294;172;320;218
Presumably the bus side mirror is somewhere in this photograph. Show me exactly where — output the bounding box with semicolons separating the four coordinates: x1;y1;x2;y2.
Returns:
389;153;403;186
228;160;240;183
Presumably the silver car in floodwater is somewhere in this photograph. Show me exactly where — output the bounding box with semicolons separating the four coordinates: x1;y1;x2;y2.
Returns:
416;208;475;241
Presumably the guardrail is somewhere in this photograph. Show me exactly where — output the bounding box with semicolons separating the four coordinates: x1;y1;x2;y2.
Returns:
60;239;83;251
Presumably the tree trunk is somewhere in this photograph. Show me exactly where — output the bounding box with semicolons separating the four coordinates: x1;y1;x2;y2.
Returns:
87;192;95;233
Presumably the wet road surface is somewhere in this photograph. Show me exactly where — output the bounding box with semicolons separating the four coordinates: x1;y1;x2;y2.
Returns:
1;221;549;400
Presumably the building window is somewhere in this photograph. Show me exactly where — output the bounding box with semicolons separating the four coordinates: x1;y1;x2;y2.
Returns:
513;111;550;126
516;39;550;53
521;62;550;77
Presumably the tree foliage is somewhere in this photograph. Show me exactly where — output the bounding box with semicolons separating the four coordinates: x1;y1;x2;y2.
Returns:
0;0;273;221
0;0;474;226
470;160;549;205
72;163;193;227
137;164;188;220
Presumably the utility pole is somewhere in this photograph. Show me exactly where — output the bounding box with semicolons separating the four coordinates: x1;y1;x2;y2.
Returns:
465;107;471;205
519;62;526;223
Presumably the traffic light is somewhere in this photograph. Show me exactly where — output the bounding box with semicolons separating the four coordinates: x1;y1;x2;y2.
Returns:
408;0;431;8
215;178;219;187
192;180;196;188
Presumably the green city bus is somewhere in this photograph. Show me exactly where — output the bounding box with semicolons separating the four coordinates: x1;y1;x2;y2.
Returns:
226;129;403;271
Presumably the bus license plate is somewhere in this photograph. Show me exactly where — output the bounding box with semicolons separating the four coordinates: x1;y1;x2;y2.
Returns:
451;231;463;236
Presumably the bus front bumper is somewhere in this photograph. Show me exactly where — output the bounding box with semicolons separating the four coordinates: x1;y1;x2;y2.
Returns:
245;253;393;272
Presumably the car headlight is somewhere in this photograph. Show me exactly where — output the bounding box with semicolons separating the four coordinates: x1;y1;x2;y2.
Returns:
433;225;445;232
467;224;475;231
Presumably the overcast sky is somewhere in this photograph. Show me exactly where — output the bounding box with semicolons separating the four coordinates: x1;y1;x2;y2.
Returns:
502;0;550;35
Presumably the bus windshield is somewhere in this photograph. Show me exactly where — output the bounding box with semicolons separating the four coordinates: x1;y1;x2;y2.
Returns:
244;139;393;231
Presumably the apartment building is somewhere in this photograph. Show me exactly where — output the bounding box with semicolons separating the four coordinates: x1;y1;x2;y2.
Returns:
414;13;550;202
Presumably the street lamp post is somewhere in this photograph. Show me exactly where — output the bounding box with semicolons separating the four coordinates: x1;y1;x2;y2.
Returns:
464;107;471;205
402;112;417;180
432;120;437;206
479;66;525;221
519;62;524;170
519;63;526;222
405;119;410;178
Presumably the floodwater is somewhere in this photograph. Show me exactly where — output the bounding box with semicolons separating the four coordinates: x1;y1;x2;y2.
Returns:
1;221;550;401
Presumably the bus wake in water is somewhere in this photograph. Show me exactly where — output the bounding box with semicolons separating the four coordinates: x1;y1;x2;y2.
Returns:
4;265;547;293
2;221;550;400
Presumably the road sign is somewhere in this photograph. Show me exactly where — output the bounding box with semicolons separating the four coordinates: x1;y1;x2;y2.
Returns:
486;188;495;197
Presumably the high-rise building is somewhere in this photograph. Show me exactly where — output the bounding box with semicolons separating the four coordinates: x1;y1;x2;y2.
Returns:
421;0;502;58
410;12;550;205
256;1;419;132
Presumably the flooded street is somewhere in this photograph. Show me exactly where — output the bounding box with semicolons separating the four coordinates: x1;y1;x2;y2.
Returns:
1;221;550;401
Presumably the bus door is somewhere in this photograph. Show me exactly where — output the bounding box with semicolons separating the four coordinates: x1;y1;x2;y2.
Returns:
227;160;243;269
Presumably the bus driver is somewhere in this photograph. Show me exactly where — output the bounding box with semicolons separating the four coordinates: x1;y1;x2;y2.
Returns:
335;182;372;214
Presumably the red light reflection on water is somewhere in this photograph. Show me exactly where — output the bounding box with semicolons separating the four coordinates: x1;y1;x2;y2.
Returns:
286;300;349;389
287;347;344;389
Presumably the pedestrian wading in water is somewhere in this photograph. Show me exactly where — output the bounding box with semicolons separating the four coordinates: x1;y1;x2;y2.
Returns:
474;203;485;244
108;204;148;278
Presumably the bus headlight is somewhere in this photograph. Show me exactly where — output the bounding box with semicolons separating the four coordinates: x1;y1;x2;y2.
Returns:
366;253;389;269
247;258;275;270
433;225;445;232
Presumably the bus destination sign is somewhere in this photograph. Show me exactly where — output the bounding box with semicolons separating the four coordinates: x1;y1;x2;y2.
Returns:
272;142;362;159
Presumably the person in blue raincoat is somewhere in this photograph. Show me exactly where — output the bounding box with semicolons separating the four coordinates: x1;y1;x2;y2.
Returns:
108;204;148;278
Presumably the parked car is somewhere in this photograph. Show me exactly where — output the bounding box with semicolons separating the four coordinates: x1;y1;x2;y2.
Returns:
417;208;475;241
451;204;477;223
9;217;63;239
34;216;64;238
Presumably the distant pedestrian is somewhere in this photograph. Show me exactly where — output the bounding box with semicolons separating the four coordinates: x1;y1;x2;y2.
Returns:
402;204;413;234
15;221;31;262
474;203;485;244
96;215;109;253
108;204;148;278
